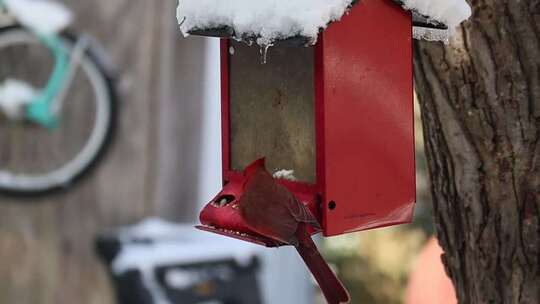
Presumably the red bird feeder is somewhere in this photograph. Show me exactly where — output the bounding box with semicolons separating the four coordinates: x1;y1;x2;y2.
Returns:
194;0;419;245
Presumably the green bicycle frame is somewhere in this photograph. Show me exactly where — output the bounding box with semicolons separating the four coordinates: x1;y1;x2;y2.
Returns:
0;0;71;128
25;33;69;128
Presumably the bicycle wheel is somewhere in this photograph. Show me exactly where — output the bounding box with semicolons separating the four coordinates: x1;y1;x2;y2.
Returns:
0;26;117;195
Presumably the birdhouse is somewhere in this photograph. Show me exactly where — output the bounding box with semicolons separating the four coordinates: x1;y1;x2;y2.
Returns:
179;0;460;244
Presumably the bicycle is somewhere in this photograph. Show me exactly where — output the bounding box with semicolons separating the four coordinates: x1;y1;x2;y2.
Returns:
0;0;117;195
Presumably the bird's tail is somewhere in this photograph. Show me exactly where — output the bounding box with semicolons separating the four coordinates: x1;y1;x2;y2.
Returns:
295;226;350;304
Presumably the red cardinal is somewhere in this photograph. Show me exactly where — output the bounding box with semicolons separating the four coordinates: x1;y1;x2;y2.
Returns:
238;158;351;304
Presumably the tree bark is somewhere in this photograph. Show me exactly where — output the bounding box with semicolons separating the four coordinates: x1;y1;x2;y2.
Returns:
413;1;540;303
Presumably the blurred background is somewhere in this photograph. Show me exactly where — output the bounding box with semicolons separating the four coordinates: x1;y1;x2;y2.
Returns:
0;1;451;303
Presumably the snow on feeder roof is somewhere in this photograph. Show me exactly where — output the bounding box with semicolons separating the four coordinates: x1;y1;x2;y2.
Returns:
398;0;472;41
176;0;471;45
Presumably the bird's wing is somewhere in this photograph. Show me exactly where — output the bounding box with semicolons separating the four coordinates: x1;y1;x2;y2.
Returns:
287;196;321;230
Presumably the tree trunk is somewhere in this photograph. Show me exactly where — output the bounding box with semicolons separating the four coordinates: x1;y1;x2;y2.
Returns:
413;1;540;303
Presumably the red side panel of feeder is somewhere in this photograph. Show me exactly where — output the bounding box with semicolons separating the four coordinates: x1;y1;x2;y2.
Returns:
318;0;416;236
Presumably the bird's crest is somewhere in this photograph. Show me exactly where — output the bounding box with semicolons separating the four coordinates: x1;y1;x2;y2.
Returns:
244;157;266;178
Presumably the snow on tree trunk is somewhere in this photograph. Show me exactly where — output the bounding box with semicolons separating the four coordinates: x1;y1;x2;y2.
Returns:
413;0;540;303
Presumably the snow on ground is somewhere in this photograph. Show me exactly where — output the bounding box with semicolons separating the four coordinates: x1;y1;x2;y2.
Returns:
177;0;471;44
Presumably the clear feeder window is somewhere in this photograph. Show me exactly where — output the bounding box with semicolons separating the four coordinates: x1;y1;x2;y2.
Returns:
229;41;316;183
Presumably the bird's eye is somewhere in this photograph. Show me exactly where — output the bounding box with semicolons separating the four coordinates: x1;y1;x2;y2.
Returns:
213;195;236;207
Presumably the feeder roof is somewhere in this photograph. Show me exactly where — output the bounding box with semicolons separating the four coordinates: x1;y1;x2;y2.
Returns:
177;0;471;45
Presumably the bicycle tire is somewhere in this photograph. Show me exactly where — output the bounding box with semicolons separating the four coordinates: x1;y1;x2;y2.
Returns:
0;25;118;196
